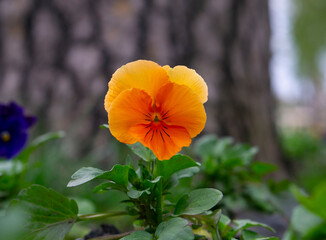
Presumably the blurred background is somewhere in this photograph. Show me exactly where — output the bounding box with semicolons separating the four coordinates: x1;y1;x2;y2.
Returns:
0;0;326;227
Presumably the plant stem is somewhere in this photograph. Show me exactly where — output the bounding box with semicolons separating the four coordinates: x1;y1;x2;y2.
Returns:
156;178;163;224
88;231;133;240
77;211;127;222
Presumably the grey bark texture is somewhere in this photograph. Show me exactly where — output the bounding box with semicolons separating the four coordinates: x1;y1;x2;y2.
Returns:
0;0;287;178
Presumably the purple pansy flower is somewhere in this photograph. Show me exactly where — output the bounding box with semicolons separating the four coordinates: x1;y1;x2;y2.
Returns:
0;102;37;159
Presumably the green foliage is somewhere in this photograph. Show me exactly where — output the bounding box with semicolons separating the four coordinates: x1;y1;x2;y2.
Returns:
128;142;156;162
216;213;277;240
281;130;326;190
2;185;78;240
174;188;223;215
0;131;65;205
285;183;326;240
1;138;280;240
195;135;278;214
155;217;194;240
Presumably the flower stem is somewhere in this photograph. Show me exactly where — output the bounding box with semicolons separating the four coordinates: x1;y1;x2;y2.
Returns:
88;231;134;240
156;178;163;224
77;211;127;222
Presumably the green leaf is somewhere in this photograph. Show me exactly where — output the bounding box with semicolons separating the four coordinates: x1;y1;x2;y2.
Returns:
128;142;156;162
241;230;279;240
127;188;151;199
251;162;277;177
121;231;153;240
173;166;200;179
234;219;275;233
100;124;110;129
17;131;65;162
143;176;162;190
155;154;199;179
67;165;130;189
99;165;130;188
67;167;104;187
9;185;78;240
194;135;219;160
155;217;194;240
292;182;326;221
174;188;223;215
291;205;323;235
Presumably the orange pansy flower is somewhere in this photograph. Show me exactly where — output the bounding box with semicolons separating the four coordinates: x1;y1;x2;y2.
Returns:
104;60;207;160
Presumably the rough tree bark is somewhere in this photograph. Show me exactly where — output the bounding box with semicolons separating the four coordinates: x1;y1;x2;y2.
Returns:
0;0;287;177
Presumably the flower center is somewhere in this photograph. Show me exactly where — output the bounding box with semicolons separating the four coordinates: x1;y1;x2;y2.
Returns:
1;131;11;142
153;115;160;122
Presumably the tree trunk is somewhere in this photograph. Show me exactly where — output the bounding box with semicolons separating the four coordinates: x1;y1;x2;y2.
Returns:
204;0;288;178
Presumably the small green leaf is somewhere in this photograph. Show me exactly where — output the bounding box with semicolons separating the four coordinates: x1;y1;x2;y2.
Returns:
155;154;199;179
173;166;200;179
251;162;277;177
100;124;110;129
67;165;130;189
9;185;78;240
143;176;162;190
292;182;326;221
99;165;130;188
121;231;153;240
127;188;151;199
241;230;279;240
218;214;231;232
67;167;104;187
194;135;219;160
155;217;194;240
17;131;65;162
234;219;275;233
174;188;223;215
128;142;156;162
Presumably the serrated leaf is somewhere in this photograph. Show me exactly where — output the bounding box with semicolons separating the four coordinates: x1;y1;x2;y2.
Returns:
9;185;78;240
155;154;199;179
174;188;223;215
155;217;194;240
128;142;156;162
121;230;153;240
234;219;275;233
67;167;104;187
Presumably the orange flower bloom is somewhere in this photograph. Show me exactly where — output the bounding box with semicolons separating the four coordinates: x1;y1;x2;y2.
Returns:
104;60;207;160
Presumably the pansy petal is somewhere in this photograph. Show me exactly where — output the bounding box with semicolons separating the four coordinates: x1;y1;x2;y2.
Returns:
108;88;153;144
163;65;208;103
105;60;170;112
156;82;206;138
129;124;191;160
